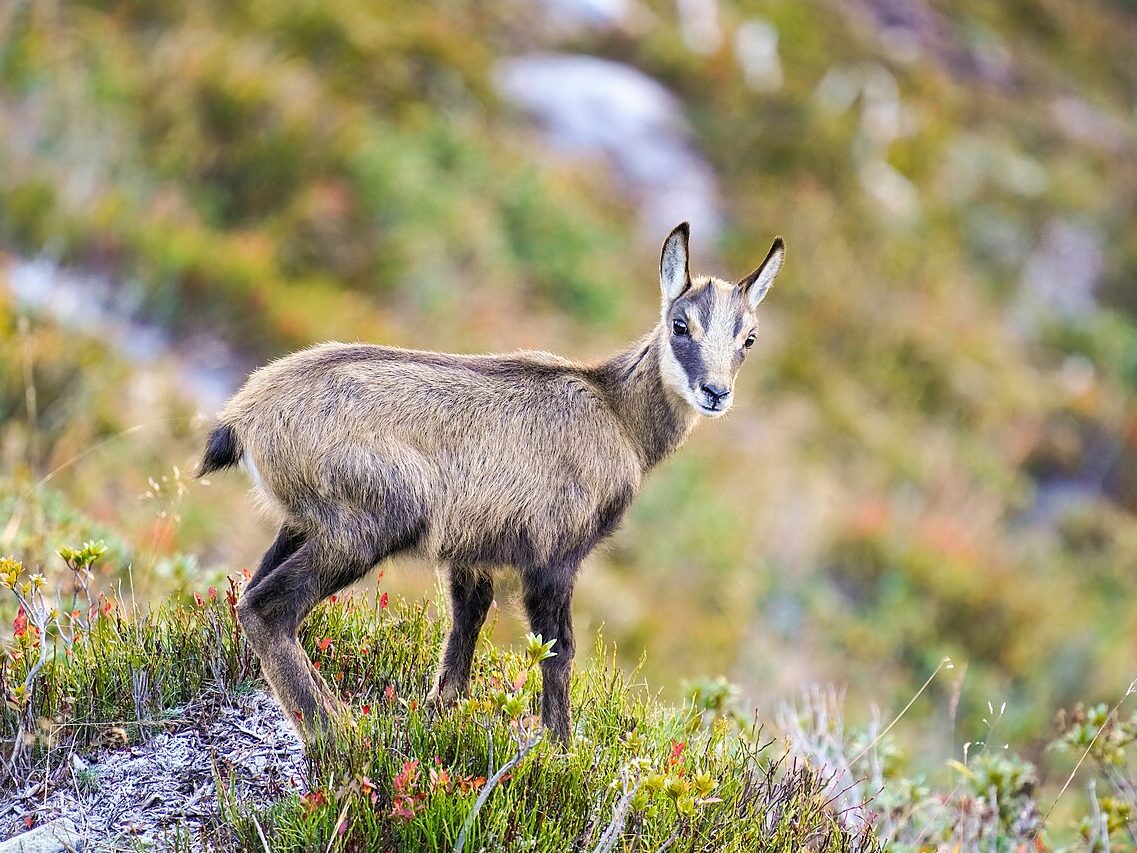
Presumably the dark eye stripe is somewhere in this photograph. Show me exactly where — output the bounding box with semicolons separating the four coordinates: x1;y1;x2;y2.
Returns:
669;331;705;381
689;285;715;329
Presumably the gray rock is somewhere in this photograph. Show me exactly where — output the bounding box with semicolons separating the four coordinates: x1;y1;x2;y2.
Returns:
536;0;631;34
735;19;783;92
0;818;83;853
494;53;722;242
3;256;242;409
1018;219;1104;322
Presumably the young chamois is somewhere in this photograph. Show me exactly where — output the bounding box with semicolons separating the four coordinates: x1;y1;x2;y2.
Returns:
196;223;784;744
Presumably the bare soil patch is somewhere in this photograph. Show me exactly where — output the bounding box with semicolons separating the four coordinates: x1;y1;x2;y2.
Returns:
0;690;305;849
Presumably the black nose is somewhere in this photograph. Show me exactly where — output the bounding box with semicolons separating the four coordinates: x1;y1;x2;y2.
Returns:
701;383;730;403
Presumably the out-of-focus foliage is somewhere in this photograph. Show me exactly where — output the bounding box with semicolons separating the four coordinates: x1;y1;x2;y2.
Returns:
0;0;634;348
1;0;1137;798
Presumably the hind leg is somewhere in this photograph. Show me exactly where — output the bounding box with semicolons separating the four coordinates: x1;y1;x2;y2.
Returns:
247;524;307;593
236;496;426;742
237;538;371;737
243;524;344;711
428;566;493;707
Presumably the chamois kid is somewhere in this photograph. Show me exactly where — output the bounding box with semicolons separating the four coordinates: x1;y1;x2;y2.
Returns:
196;223;784;744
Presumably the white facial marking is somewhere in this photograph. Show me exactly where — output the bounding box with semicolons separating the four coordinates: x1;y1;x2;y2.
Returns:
660;336;692;399
696;282;742;417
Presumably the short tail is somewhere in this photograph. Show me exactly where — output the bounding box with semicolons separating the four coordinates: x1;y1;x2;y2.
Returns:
195;422;242;478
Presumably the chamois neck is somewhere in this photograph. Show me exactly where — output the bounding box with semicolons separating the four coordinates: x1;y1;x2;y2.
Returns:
591;327;698;470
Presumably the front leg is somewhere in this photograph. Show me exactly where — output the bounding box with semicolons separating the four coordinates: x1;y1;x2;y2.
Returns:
429;566;494;706
520;566;576;744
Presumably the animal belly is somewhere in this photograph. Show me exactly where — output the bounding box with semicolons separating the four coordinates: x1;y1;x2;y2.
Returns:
432;478;621;569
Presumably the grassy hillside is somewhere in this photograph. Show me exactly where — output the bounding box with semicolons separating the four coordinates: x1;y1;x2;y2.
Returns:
2;536;1132;850
0;541;883;851
2;0;1137;837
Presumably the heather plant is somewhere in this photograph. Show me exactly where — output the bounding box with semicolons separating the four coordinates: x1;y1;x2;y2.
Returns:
0;541;255;784
4;540;1137;849
0;544;880;850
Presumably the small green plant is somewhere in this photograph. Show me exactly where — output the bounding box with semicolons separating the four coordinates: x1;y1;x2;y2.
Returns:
1052;697;1137;848
74;764;99;792
683;674;749;733
57;539;105;613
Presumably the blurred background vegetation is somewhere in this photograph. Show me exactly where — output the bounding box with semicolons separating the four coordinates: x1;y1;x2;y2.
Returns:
1;0;1135;793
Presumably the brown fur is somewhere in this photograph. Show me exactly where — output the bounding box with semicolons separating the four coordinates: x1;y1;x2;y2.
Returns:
197;223;784;744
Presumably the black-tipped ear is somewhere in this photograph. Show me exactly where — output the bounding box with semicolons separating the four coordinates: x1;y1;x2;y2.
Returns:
660;222;692;302
737;236;785;309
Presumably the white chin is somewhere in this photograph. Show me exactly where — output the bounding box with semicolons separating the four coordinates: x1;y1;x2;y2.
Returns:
694;400;730;418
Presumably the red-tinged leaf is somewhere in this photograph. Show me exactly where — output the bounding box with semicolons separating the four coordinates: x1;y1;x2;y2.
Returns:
193;592;204;607
380;592;389;609
23;814;34;829
313;660;321;671
389;795;417;821
13;607;27;638
384;684;396;703
329;594;337;604
455;774;486;794
300;790;328;814
361;704;371;716
207;586;217;601
317;636;333;653
242;567;252;581
393;759;420;794
512;670;528;693
429;767;451;791
669;740;686;764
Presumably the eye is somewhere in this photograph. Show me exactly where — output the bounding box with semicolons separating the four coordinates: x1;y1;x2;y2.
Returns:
743;334;756;349
672;318;689;336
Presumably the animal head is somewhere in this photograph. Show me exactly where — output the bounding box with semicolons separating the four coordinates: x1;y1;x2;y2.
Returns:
657;222;784;418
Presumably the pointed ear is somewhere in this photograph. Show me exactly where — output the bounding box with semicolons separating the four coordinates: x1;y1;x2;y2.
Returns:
660;222;692;303
738;236;785;309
